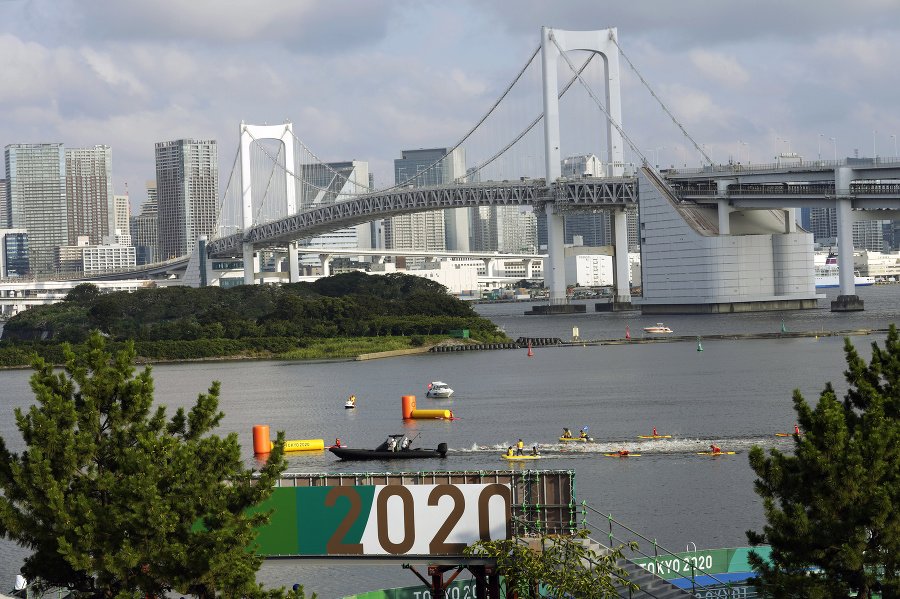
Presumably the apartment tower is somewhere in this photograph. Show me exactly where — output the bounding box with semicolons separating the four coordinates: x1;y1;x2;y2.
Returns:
155;139;218;260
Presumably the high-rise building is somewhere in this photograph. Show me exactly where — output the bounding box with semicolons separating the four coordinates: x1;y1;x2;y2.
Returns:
6;143;118;274
297;160;370;256
114;193;130;237
471;206;538;254
65;145;114;249
0;229;28;278
5;143;68;273
130;193;158;266
388;148;467;258
155;139;218;260
809;206;889;251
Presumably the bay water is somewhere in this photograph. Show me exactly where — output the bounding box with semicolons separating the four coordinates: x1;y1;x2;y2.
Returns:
0;285;897;596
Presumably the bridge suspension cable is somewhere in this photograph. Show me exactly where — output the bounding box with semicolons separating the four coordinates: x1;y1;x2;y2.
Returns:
468;53;598;179
549;32;649;167
606;32;714;166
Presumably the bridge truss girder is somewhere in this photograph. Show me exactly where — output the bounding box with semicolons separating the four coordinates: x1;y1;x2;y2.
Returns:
207;178;639;258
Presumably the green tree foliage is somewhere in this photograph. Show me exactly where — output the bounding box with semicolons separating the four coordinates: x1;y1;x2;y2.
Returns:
465;531;638;599
747;324;900;599
0;273;509;364
0;331;295;599
64;282;102;306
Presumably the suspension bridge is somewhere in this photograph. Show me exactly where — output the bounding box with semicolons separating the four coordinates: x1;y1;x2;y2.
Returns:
195;26;900;313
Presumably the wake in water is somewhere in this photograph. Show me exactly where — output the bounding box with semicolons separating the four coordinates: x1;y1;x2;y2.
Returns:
454;435;795;456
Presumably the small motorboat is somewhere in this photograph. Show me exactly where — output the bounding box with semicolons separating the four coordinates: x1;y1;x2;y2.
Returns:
329;434;448;461
426;381;454;398
643;323;673;333
344;395;356;409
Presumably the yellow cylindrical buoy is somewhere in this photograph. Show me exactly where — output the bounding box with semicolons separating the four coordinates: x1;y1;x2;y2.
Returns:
402;395;417;419
253;425;272;454
283;439;325;452
409;409;453;419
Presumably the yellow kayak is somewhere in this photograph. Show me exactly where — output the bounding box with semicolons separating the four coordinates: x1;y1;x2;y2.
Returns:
697;452;736;455
637;435;671;439
502;454;542;460
604;454;641;457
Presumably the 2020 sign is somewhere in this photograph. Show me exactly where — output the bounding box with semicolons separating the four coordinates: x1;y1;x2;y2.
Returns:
295;483;511;555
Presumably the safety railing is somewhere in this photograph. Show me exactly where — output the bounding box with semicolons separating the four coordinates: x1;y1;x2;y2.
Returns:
579;501;747;599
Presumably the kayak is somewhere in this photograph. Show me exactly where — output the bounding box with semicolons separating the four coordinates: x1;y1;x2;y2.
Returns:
697;452;736;455
559;437;593;442
502;454;542;460
637;435;671;439
775;433;804;437
604;454;641;457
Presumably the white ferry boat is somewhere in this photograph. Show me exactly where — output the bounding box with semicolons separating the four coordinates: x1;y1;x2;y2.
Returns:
815;253;874;288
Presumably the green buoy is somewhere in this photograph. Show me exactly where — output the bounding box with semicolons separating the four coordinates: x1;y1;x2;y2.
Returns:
781;319;786;332
697;336;703;352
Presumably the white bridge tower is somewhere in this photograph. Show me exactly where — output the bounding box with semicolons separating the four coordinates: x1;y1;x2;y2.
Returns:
541;27;631;308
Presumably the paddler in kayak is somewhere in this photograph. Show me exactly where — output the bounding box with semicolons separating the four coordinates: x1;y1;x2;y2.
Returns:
709;444;722;454
579;426;589;440
562;428;572;439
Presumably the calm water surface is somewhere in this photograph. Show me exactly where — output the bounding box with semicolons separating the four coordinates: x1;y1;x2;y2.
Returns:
0;285;898;596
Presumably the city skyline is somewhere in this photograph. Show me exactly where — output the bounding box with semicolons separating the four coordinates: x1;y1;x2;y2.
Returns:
0;1;897;215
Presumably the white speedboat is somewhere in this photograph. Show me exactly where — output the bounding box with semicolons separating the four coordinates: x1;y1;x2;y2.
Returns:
426;381;454;398
643;323;673;333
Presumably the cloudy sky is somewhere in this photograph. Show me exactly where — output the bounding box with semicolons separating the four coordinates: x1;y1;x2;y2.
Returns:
2;0;899;212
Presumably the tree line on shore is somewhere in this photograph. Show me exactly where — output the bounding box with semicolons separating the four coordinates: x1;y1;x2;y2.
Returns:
0;272;510;366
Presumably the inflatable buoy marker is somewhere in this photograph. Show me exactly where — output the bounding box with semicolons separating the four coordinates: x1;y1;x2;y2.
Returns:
781;319;786;333
697;336;703;352
625;325;630;339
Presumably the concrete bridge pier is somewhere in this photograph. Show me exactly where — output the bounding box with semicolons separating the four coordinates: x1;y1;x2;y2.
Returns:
319;253;333;277
523;258;534;279
832;198;863;311
288;242;300;282
832;167;863;311
242;242;256;285
481;258;496;278
612;209;633;307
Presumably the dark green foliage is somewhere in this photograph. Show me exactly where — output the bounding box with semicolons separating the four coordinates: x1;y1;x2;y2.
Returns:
0;331;297;599
0;273;508;364
465;531;639;599
747;324;900;599
64;283;101;306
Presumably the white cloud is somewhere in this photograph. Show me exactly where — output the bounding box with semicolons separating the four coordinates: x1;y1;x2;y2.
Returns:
80;47;146;96
689;50;751;90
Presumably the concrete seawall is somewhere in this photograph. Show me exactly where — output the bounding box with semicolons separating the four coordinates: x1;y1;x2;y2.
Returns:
355;346;433;361
574;328;885;346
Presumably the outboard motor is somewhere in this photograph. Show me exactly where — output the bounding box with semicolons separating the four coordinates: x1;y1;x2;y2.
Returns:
437;443;448;457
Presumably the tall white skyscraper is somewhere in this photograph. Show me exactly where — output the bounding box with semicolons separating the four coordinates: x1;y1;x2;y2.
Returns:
114;194;130;237
155;139;218;259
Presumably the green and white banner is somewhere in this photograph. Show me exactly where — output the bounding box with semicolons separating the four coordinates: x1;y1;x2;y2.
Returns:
255;483;512;556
